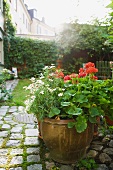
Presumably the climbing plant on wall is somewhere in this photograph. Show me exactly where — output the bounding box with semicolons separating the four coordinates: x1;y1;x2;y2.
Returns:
4;36;59;78
3;0;16;68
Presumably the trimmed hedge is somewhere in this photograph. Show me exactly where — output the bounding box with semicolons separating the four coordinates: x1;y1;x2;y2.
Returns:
4;37;59;78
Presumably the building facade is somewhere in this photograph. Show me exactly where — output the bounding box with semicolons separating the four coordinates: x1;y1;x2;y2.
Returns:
7;0;55;40
0;0;4;65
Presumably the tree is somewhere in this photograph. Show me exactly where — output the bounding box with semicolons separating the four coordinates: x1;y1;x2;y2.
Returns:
57;20;110;59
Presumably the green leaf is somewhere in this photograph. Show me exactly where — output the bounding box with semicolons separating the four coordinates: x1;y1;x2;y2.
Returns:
98;98;110;104
67;107;82;115
90;107;100;117
49;107;60;118
61;102;70;106
75;95;88;103
89;116;97;123
75;116;87;133
68;122;75;128
80;103;91;108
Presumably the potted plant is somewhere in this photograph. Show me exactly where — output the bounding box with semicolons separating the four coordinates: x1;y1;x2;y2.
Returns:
24;62;113;164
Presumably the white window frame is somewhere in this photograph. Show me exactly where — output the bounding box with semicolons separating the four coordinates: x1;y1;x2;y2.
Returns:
23;13;25;24
37;25;41;34
14;0;17;11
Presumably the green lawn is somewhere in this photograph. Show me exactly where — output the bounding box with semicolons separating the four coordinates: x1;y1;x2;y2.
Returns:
1;79;31;107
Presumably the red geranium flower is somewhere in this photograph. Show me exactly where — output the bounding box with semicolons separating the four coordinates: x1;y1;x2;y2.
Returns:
54;70;64;78
64;75;71;82
69;73;77;78
78;73;87;78
79;68;85;73
85;62;95;69
86;67;98;74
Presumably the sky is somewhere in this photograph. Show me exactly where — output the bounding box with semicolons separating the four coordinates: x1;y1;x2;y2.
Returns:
24;0;111;27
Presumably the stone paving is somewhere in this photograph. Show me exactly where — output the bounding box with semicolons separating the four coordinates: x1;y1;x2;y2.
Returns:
0;106;43;170
0;80;113;170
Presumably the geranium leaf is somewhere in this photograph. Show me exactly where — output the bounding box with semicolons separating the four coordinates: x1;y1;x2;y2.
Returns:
75;116;87;133
68;122;75;128
67;107;82;115
75;95;88;103
49;107;60;118
80;103;90;108
90;107;100;117
98;98;110;104
89;116;97;123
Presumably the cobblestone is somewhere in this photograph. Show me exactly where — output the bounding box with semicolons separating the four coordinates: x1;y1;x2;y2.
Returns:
9;156;23;165
25;129;38;137
6;140;21;147
10;149;23;155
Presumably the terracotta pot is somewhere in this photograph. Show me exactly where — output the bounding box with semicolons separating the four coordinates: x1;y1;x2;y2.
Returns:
40;118;94;164
37;121;43;139
105;116;113;126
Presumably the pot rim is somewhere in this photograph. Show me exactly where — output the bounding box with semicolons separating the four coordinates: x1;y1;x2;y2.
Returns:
43;118;75;125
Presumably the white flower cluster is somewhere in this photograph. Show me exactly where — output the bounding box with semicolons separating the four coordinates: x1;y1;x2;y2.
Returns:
24;95;36;112
24;78;45;94
43;64;55;70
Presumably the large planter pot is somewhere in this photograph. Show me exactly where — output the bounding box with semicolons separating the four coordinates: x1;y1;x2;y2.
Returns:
40;118;94;164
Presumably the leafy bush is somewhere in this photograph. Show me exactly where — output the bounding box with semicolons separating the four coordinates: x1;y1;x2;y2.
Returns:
4;37;59;78
0;69;12;101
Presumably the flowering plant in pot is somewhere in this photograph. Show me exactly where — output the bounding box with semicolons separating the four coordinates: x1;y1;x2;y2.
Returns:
24;62;113;163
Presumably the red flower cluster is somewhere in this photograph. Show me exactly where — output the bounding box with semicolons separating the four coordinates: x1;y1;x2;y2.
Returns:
64;73;78;82
78;62;98;79
54;70;64;78
54;62;98;82
85;62;95;68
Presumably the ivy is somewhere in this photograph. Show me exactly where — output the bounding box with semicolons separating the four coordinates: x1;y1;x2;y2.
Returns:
3;0;16;36
4;37;59;78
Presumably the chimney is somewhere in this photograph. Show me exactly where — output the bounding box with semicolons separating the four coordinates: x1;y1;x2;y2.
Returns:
25;4;28;10
42;17;45;23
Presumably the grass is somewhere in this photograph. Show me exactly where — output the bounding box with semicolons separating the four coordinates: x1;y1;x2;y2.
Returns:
1;79;31;106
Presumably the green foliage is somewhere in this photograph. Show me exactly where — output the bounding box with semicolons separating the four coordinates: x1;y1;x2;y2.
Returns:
3;0;16;36
76;158;98;170
58;21;110;57
62;57;84;75
0;69;12;102
106;0;113;48
4;36;59;78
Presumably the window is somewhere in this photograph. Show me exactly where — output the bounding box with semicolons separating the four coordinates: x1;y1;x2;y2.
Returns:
26;19;27;28
45;30;48;35
14;0;17;11
20;29;22;34
28;23;31;32
23;13;25;24
37;25;41;34
33;9;37;18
